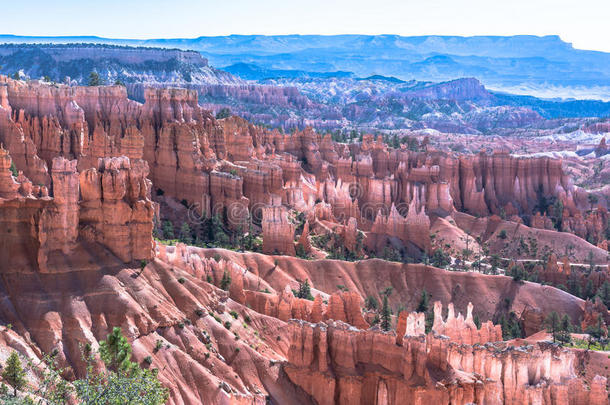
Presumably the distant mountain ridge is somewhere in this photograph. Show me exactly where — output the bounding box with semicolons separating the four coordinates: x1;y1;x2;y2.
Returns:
1;41;609;133
1;34;609;100
0;42;240;86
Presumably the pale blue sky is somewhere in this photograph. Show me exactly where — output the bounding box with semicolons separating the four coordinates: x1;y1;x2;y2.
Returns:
2;0;609;52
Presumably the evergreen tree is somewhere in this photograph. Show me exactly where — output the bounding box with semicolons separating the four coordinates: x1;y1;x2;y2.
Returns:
431;248;451;268
545;311;561;343
499;315;509;340
585;317;606;350
473;314;481;329
588;194;599;210
220;270;232;291
0;330;168;404
417;289;430;313
215;107;231;120
380;294;391;331
76;328;168;404
9;162;18;178
179;222;193;245
364;296;379;311
209;214;229;246
596;281;610;308
162;220;175;240
88;71;102;86
552;199;564;230
296;279;313;300
12;72;19;80
584;279;595;300
382;286;393;297
244;214;255;251
587;250;595;274
557;314;572;345
508;314;522;339
99;327;135;373
2;352;26;397
509;265;526;283
567;274;582;298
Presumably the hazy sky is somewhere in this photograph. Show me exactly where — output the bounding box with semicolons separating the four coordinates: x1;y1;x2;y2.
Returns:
2;0;610;52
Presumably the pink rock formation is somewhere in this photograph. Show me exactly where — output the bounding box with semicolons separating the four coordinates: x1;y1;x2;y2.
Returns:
79;156;155;262
285;320;607;405
432;301;502;345
262;201;295;255
0;145;155;272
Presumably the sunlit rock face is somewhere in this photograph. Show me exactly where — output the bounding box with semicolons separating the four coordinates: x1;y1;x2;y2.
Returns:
0;76;589;259
285;318;607;405
0;77;607;404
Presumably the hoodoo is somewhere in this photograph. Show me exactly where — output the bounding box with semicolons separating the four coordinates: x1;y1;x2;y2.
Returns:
0;29;609;405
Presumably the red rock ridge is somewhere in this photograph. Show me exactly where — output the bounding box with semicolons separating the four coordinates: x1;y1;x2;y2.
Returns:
285;319;607;405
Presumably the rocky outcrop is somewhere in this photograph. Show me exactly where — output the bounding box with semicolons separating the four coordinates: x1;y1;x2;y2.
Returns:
262;202;295;256
79;156;155;262
0;145;155;272
285;320;607;405
431;301;502;345
1;77;609;405
0;77;598;259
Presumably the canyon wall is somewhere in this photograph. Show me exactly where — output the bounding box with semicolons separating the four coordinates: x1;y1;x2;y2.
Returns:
284;320;607;405
0;77;593;259
0;144;154;272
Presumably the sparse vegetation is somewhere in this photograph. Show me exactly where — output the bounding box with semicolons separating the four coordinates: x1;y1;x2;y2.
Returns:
380;294;392;331
294;279;314;300
88;71;102;86
220;271;232;291
215;107;231;120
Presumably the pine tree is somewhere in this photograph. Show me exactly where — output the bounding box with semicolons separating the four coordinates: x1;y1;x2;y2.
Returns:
2;351;26;396
179;222;193;244
567;274;582;298
499;312;522;340
297;279;313;300
584;279;595;299
585;317;606;350
76;327;168;403
545;311;561;343
499;315;509;340
382;286;393;297
162;220;175;240
473;314;481;329
417;289;430;313
557;314;572;345
364;296;379;311
88;71;102;86
9;162;18;178
380;294;391;331
220;270;232;291
596;281;610;308
99;327;135;373
210;214;229;246
215;107;231;119
509;316;522;339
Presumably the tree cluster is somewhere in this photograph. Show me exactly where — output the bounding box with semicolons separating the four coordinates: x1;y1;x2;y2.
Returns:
0;327;168;404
